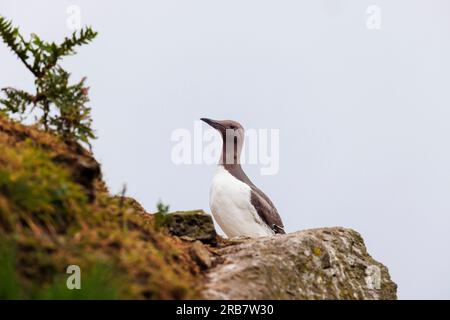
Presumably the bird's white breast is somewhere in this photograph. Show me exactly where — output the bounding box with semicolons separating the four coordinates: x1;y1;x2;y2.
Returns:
209;166;274;238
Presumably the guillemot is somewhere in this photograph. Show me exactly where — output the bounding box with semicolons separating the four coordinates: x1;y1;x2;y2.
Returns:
201;118;285;238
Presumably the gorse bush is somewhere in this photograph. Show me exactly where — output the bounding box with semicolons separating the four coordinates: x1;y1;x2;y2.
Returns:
0;16;97;146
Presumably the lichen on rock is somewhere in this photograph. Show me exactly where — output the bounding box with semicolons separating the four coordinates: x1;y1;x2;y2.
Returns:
203;228;397;300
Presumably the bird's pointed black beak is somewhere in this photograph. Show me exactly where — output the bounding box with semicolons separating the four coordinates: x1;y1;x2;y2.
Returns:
201;118;222;130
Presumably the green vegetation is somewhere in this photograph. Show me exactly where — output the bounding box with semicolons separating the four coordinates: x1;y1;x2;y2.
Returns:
157;200;170;215
0;16;97;146
0;117;203;299
0;16;205;299
0;140;87;232
154;200;170;230
0;241;123;300
0;241;22;299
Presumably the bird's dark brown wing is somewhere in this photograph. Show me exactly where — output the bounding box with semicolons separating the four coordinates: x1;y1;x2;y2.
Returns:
250;188;285;234
222;164;285;234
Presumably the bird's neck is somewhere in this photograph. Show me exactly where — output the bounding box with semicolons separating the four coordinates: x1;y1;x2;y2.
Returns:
219;136;242;165
219;153;241;166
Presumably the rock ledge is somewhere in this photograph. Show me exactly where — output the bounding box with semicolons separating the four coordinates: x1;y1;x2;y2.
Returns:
203;227;397;300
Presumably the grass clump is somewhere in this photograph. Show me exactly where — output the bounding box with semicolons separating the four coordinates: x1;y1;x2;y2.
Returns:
0;140;87;232
0;240;126;300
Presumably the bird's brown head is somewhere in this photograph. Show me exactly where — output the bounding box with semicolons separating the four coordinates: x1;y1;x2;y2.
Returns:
201;118;245;165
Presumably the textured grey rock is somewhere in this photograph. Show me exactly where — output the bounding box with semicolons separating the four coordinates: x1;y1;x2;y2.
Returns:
189;240;213;270
203;227;397;300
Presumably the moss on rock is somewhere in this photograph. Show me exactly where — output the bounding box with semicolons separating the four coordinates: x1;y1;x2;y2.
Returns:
0;116;204;299
157;210;218;244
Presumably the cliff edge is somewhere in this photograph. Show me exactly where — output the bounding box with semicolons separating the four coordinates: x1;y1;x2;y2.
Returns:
0;116;397;300
203;228;397;300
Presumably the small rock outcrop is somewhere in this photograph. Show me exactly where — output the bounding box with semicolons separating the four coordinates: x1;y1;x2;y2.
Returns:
159;210;218;244
203;227;397;300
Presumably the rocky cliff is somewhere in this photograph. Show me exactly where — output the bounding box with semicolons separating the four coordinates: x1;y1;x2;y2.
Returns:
0;116;397;300
203;228;397;299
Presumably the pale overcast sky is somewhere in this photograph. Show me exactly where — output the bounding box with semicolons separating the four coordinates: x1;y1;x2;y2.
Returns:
1;0;450;299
